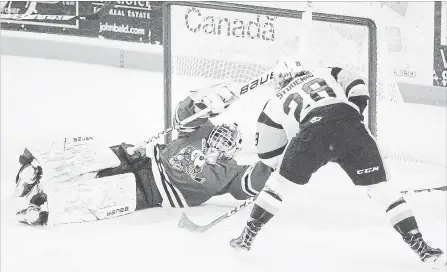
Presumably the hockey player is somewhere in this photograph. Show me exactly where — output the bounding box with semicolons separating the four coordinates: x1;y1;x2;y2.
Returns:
13;84;272;226
230;58;446;268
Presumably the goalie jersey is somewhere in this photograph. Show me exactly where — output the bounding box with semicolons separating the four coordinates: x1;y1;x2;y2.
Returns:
256;67;369;169
148;97;272;208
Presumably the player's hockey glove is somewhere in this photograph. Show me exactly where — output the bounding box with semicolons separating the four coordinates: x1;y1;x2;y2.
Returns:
348;95;369;120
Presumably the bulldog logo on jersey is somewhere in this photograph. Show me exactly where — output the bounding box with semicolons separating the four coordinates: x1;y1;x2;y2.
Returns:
168;145;206;184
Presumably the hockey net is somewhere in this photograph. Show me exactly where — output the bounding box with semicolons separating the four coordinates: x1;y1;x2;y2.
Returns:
164;2;446;189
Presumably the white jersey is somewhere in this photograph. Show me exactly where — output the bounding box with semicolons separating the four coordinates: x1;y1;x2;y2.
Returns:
256;67;369;169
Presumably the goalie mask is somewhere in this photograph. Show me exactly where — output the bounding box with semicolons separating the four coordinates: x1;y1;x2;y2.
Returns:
272;58;306;92
205;123;242;163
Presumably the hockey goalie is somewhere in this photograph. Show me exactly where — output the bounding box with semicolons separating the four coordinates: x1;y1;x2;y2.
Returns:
12;83;273;226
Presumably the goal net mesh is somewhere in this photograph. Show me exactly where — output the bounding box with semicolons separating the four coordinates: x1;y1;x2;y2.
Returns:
165;2;445;177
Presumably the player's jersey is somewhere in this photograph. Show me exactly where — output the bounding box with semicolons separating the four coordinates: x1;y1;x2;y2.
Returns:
256;67;369;169
148;97;272;208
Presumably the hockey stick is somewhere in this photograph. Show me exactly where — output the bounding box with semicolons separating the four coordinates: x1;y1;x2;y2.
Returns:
0;1;115;21
178;185;447;233
125;82;239;155
178;196;256;233
126;70;274;155
400;185;446;194
126;107;213;155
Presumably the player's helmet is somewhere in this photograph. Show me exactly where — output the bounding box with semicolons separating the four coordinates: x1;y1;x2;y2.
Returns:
272;58;306;91
207;123;242;160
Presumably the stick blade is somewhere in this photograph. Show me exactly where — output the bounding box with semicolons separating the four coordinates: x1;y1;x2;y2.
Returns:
178;212;209;233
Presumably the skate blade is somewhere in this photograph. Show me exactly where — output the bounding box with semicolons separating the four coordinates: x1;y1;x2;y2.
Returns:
231;246;250;252
430;253;447;270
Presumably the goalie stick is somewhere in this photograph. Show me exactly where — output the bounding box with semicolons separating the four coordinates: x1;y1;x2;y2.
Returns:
0;1;115;21
126;107;213;155
179;185;447;233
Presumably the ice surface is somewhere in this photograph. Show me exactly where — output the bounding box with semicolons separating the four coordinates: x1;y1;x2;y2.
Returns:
1;56;446;272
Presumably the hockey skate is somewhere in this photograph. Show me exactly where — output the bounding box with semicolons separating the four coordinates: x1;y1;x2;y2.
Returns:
16;190;49;226
403;231;446;269
13;149;43;199
230;219;263;251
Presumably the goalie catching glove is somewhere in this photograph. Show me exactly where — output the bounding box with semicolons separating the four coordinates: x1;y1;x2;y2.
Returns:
190;82;238;118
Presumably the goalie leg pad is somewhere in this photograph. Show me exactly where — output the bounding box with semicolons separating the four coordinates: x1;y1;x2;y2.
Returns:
47;173;137;225
22;136;121;185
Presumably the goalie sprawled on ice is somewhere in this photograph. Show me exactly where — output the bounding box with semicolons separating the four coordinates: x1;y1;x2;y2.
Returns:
12;84;272;226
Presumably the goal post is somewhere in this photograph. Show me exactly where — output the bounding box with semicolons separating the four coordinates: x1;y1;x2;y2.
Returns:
161;1;445;196
162;1;379;145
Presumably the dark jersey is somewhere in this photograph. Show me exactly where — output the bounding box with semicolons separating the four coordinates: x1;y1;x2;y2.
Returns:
148;97;272;208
